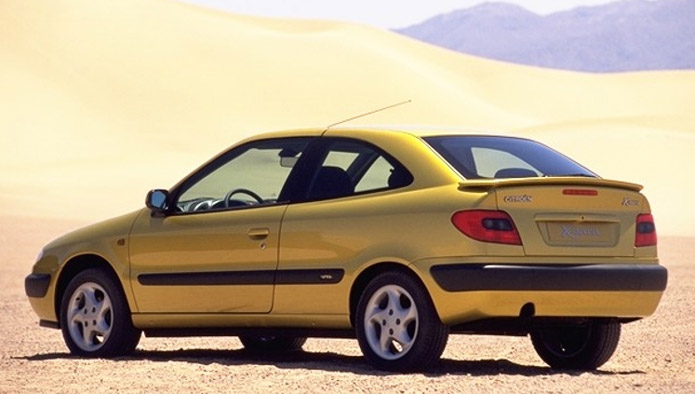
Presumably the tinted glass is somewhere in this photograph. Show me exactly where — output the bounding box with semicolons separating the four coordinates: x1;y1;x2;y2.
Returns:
424;136;597;179
306;139;413;200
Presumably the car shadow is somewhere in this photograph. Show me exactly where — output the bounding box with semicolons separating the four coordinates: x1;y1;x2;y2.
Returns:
18;348;645;377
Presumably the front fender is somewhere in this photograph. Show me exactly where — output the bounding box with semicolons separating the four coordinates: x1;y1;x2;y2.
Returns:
27;209;145;322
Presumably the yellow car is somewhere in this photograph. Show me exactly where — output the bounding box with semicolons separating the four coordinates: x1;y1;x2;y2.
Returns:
25;127;667;371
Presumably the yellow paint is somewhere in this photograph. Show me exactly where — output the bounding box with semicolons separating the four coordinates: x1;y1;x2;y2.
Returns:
27;128;664;330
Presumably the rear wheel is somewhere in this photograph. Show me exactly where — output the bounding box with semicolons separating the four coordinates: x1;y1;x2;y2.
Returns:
239;336;307;352
530;320;621;370
60;268;141;357
356;271;448;371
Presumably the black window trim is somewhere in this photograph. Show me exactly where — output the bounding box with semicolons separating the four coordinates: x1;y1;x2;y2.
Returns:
160;135;415;216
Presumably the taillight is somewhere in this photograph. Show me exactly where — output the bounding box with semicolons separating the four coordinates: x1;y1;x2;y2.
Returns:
635;213;657;247
452;210;522;245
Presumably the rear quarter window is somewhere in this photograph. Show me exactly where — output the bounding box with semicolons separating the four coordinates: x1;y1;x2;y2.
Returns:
306;138;413;201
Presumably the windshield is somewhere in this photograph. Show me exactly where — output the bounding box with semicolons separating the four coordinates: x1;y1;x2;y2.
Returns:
424;136;597;180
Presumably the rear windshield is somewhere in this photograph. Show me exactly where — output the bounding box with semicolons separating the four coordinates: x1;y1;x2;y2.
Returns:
424;136;597;179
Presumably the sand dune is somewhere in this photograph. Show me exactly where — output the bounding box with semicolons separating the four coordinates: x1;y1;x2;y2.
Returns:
1;0;694;235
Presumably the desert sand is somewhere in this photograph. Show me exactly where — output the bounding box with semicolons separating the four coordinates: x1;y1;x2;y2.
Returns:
1;216;693;393
1;0;694;392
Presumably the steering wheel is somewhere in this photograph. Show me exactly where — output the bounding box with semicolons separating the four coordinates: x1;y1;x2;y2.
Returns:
224;188;264;208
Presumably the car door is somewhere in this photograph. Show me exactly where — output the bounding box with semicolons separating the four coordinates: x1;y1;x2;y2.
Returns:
129;137;312;314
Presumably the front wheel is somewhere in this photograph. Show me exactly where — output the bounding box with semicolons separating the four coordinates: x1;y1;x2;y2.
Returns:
356;271;448;371
239;336;307;352
60;268;141;357
530;320;621;370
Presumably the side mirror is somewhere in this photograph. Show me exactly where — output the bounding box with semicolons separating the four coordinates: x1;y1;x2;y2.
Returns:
146;189;169;215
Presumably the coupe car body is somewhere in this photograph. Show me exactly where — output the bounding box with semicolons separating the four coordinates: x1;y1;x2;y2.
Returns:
26;127;667;371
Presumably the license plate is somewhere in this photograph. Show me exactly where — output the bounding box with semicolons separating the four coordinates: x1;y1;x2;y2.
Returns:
546;222;617;245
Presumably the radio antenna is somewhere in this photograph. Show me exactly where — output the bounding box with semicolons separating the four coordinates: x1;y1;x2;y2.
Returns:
324;100;412;132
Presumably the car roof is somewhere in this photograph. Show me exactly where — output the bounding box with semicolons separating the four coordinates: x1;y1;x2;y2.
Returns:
247;125;519;141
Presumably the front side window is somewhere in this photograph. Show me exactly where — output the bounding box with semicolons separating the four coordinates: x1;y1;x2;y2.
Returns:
424;136;597;179
174;138;310;213
306;139;413;201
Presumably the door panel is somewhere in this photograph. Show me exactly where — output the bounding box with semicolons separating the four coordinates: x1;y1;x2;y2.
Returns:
128;137;312;314
129;206;286;313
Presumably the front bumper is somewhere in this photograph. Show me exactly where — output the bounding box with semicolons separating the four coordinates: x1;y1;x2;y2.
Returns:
25;272;59;325
430;263;668;292
25;273;52;297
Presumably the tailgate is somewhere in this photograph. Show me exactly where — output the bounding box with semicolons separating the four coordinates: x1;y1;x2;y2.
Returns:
462;177;647;257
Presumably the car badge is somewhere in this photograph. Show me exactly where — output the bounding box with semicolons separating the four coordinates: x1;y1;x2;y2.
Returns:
622;197;640;207
503;194;533;203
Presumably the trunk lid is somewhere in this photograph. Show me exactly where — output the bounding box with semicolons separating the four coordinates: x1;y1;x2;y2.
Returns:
460;177;645;257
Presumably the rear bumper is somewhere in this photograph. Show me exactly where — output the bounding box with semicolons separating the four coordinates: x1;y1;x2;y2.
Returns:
430;263;668;292
418;262;667;325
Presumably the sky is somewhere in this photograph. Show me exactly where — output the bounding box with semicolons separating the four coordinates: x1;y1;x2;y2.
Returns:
179;0;640;29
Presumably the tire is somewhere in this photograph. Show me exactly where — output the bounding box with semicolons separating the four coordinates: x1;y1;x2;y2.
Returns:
530;320;621;370
239;336;307;352
355;271;448;372
60;268;141;357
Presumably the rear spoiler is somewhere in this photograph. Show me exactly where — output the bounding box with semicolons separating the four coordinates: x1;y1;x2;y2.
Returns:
458;177;643;192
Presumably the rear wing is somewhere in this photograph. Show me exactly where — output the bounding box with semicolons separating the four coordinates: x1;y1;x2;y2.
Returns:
458;177;643;192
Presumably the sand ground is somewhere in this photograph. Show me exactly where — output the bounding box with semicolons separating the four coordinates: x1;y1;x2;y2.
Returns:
1;216;693;393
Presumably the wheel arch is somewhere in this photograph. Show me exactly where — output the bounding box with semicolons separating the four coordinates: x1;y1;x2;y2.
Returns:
348;262;434;327
54;254;126;325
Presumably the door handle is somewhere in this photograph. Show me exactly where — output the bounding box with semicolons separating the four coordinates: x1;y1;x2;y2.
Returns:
247;227;270;240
